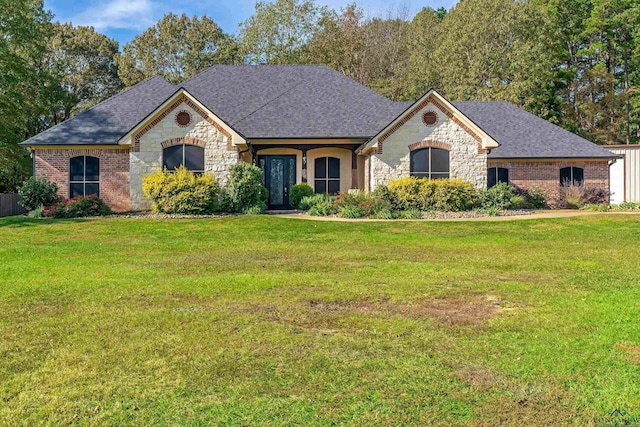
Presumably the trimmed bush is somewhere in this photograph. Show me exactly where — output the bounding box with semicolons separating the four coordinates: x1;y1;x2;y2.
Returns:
143;166;219;214
43;195;112;218
18;177;60;212
220;163;268;214
388;177;478;212
289;183;314;209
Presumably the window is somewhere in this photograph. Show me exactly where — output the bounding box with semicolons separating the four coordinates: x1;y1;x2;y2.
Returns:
163;144;204;173
410;147;449;179
69;156;99;198
560;167;584;186
314;157;340;194
487;167;509;188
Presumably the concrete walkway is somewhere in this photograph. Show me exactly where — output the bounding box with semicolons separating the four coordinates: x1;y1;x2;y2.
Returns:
267;210;640;222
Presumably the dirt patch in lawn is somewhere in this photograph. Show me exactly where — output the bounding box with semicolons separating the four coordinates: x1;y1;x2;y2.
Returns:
457;366;503;390
306;294;503;325
615;341;640;364
396;295;503;325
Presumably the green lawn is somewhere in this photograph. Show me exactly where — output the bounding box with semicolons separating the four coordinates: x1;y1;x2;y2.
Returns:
1;214;640;425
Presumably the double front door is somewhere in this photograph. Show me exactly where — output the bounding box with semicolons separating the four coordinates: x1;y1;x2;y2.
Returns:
258;155;296;210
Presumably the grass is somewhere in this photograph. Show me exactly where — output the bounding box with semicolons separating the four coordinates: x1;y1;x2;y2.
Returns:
1;214;640;425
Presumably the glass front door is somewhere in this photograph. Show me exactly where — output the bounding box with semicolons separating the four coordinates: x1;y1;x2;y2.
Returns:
258;155;296;209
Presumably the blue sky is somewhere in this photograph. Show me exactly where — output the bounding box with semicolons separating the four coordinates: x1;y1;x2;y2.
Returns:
44;0;458;48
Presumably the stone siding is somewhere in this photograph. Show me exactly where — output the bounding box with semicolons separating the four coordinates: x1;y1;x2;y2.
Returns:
488;159;610;205
34;148;130;212
130;102;238;210
369;102;487;190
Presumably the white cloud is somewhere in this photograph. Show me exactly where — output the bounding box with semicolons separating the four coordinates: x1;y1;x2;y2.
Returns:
71;0;155;31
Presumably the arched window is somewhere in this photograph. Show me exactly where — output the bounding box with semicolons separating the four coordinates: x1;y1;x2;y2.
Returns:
560;167;584;187
410;147;449;179
487;167;509;188
315;157;340;194
163;144;204;173
69;156;99;197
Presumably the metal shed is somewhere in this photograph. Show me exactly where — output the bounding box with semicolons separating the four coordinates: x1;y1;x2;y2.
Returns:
608;145;640;203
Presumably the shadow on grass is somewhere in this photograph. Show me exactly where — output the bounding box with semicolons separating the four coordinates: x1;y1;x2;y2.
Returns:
0;216;88;228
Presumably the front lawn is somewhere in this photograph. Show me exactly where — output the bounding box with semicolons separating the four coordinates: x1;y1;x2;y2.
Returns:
1;215;640;425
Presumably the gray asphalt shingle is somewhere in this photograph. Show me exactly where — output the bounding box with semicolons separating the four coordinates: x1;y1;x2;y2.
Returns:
452;101;615;159
182;65;401;138
20;65;616;159
20;76;177;146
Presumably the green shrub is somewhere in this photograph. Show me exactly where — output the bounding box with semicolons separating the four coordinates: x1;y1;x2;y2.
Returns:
44;195;112;218
371;209;394;219
613;201;640;211
479;182;516;210
245;205;264;215
338;205;365;218
289;183;314;209
220;163;268;213
308;200;334;216
393;209;422;219
514;185;547;209
27;208;44;218
372;184;396;208
143;166;219;214
299;193;333;211
510;195;525;209
388;177;477;211
18;177;60;212
581;203;610;212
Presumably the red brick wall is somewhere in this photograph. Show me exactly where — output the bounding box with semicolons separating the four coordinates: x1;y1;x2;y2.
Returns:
34;148;131;212
488;159;610;205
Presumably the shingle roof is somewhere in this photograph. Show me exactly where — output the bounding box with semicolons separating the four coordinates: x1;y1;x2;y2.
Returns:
20;76;176;145
452;101;615;159
182;65;400;138
20;65;616;160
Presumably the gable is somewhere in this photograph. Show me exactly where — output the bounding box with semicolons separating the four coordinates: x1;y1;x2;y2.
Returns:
360;90;499;155
118;89;245;151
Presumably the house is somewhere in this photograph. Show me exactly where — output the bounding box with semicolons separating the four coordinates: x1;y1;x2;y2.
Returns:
19;65;617;211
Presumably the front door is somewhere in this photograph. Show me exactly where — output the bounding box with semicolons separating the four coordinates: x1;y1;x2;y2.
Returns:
258;155;296;209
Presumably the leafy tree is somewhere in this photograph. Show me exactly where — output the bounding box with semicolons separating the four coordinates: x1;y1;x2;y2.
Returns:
396;7;444;100
46;23;122;125
0;0;52;191
118;13;240;86
239;0;324;64
434;0;563;121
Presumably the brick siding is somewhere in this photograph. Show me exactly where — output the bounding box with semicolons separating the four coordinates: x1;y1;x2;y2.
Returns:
488;159;610;205
34;148;131;212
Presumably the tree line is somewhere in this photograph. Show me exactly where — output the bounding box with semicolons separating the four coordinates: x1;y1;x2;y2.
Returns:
1;0;639;191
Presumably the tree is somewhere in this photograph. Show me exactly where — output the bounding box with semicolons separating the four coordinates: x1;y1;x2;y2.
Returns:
118;13;240;86
302;4;367;79
396;7;444;101
301;3;411;100
0;0;52;191
46;23;122;125
434;0;563;121
239;0;324;64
